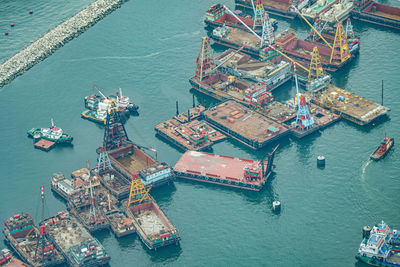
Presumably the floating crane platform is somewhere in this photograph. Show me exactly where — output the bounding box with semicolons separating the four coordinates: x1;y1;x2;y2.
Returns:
234;0;311;19
275;29;354;72
352;0;400;30
155;105;225;151
108;144;173;188
215;49;292;91
174;147;277;191
44;210;110;267
311;84;390;125
203;100;289;150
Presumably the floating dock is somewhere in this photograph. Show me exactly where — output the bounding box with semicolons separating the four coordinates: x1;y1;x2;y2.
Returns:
352;0;400;30
34;139;56;152
0;0;128;89
155;105;226;151
235;0;311;19
174;147;277;191
108;144;173;188
311;84;390;125
44;211;111;267
203;100;289;150
215;49;292;91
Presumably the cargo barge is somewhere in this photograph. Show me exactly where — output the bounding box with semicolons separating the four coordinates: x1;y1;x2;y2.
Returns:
311;84;390;125
44;210;110;267
356;221;400;266
155;105;226;151
215;48;292;91
108;144;173;188
203;100;289;150
275;29;354;72
235;0;311;19
204;3;277;34
96;167;130;200
123;178;180;250
174;146;278;191
352;0;400;30
3;213;65;267
96;189;135;237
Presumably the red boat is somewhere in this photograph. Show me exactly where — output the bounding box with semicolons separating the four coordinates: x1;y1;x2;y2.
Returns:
370;136;394;161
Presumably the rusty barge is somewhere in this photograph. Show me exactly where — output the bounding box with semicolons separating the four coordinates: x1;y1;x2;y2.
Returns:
203;100;289;150
174;146;278;191
123;178;180;250
352;0;400;30
155;104;226;151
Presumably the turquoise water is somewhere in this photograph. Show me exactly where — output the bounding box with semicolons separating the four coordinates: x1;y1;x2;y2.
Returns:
0;0;399;266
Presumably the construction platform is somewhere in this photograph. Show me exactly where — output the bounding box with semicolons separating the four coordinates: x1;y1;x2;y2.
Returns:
260;101;297;123
311;85;390;125
203;100;289;150
211;26;261;56
215;49;292;91
97;168;131;200
174;149;276;191
33;139;55;151
44;210;110;267
155;118;226;151
173;105;205;123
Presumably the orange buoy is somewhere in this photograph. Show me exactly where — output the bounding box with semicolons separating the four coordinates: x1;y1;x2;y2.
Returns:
10;23;15;27
29;10;33;14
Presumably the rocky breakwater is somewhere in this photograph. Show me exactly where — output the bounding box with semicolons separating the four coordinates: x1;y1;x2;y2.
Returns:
0;0;128;89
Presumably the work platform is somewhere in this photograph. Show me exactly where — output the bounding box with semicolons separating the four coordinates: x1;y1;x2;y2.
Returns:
311;85;390;125
203;100;289;150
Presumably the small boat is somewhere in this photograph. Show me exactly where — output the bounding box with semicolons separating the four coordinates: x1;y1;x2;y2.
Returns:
371;136;394;161
27;119;73;144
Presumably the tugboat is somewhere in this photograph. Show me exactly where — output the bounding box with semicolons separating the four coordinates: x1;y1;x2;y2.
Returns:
356;221;400;266
82;86;138;125
27;119;73;144
371;136;394;161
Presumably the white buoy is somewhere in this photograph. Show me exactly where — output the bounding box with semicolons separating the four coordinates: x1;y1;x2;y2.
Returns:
272;201;281;212
317;155;325;167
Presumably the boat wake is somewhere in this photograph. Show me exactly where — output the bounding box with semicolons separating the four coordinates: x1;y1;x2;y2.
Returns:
64;52;161;62
159;30;200;41
360;159;371;181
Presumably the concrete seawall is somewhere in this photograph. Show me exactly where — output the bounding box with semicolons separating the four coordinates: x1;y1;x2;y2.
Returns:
0;0;128;89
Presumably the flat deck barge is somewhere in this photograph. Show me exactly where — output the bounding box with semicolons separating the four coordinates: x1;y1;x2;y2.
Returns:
352;0;400;30
203;100;289;150
235;0;310;19
123;199;180;250
174;147;277;191
215;49;292;91
44;210;110;267
311;84;390;125
108;144;173;188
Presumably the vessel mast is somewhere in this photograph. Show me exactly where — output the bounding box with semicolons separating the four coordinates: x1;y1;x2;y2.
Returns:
294;65;315;130
308;47;324;80
127;174;151;207
87;160;97;224
96;146;112;173
252;0;265;30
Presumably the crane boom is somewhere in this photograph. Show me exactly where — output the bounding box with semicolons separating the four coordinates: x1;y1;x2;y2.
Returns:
292;6;333;50
92;84;107;99
222;5;310;73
